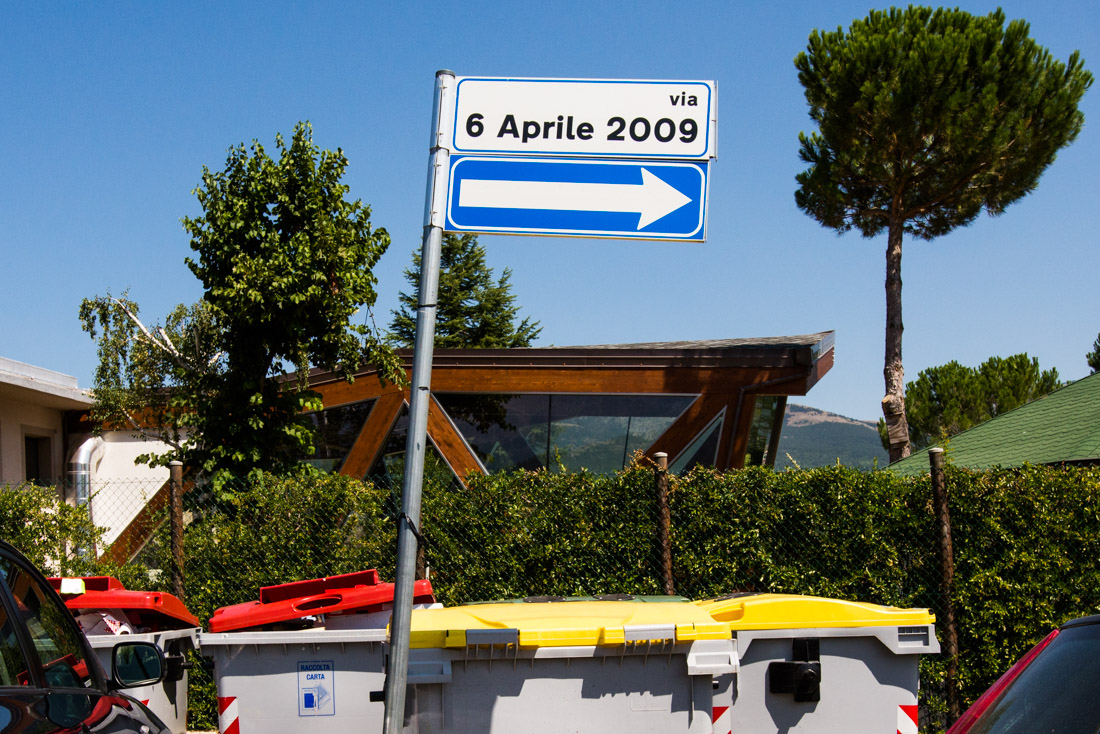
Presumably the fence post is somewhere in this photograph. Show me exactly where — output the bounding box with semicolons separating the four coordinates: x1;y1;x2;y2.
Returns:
654;452;674;595
169;461;185;602
930;447;960;723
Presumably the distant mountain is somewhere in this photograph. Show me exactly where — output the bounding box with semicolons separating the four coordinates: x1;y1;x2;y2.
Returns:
774;404;888;470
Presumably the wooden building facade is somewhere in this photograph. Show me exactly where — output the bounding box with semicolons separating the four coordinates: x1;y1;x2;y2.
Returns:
307;332;835;487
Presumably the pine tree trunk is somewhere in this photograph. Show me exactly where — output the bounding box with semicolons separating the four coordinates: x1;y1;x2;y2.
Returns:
882;216;911;462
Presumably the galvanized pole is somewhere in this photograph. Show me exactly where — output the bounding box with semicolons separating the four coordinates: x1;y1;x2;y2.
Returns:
382;69;454;734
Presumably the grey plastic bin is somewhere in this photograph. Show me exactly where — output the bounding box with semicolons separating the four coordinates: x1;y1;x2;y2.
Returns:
200;627;389;733
698;594;940;734
85;628;199;733
399;599;738;733
201;569;437;733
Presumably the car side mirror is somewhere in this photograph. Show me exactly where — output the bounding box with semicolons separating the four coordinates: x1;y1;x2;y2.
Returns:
110;641;165;689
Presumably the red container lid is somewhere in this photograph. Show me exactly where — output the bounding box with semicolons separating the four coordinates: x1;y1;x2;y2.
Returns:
48;576;200;629
208;569;435;633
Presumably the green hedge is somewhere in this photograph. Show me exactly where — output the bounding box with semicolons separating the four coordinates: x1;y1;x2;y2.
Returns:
422;467;667;604
671;465;937;605
948;464;1100;699
8;463;1099;732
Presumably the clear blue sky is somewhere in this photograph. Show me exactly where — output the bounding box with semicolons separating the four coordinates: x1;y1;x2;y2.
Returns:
3;1;1096;421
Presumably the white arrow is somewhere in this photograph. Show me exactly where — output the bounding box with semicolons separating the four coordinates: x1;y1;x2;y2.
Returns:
458;168;692;229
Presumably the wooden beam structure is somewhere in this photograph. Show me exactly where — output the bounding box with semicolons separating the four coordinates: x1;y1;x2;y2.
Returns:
307;332;835;480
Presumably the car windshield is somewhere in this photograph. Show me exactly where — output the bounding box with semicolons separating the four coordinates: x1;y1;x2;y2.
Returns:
967;621;1100;734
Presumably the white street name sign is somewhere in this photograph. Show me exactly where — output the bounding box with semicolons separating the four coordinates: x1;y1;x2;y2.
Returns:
452;77;716;160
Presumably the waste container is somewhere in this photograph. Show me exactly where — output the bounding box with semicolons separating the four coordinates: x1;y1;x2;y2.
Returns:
696;593;940;734
201;569;435;734
50;576;200;734
400;598;738;733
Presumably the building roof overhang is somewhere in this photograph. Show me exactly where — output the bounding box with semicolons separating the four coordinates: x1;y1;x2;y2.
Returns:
309;331;835;394
0;357;93;411
419;332;835;370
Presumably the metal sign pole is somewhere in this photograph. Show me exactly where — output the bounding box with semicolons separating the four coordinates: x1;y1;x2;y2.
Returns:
382;68;454;734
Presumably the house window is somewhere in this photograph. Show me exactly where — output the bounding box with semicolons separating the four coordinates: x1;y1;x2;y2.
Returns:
671;412;724;474
24;436;51;484
364;405;460;493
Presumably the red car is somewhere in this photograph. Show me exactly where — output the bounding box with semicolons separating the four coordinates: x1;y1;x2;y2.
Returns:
948;614;1100;733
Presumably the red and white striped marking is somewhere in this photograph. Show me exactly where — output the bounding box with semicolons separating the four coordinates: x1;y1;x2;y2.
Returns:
712;701;917;733
219;696;240;734
712;704;731;734
898;704;918;734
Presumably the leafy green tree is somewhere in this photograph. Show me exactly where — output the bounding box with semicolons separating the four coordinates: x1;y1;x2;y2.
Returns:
79;296;221;466
878;353;1061;449
1087;333;1100;373
389;233;541;349
81;122;401;481
795;7;1092;462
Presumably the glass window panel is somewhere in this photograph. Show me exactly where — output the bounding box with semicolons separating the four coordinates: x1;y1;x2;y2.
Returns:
436;393;695;474
365;405;462;493
304;400;375;472
744;395;783;467
0;598;30;686
671;413;723;474
437;394;549;473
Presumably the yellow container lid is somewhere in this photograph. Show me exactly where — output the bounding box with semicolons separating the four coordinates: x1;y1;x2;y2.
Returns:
407;600;731;649
695;593;935;629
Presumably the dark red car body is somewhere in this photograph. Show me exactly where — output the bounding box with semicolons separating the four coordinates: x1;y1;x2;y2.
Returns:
949;614;1100;734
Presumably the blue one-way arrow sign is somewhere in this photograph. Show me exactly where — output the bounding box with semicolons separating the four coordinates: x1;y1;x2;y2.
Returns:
446;156;708;241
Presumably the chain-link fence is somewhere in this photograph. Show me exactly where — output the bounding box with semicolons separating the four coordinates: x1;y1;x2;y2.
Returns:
9;462;1100;732
86;467;945;611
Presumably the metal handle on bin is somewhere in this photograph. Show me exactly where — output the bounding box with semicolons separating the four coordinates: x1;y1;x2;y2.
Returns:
768;662;821;702
164;654;193;683
768;638;821;703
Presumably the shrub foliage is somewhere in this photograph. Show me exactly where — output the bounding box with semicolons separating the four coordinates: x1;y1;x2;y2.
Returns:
0;483;104;574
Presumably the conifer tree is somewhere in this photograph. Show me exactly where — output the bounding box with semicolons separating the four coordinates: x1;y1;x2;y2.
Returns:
390;233;541;349
879;354;1061;449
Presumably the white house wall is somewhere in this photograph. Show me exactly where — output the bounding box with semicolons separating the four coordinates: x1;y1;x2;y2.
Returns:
86;430;172;547
0;394;64;486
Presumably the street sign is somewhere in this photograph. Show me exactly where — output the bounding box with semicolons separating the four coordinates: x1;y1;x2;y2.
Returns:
388;70;717;734
446;156;708;241
452;77;716;160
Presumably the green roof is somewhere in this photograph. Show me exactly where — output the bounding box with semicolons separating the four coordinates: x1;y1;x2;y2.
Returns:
889;371;1100;476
